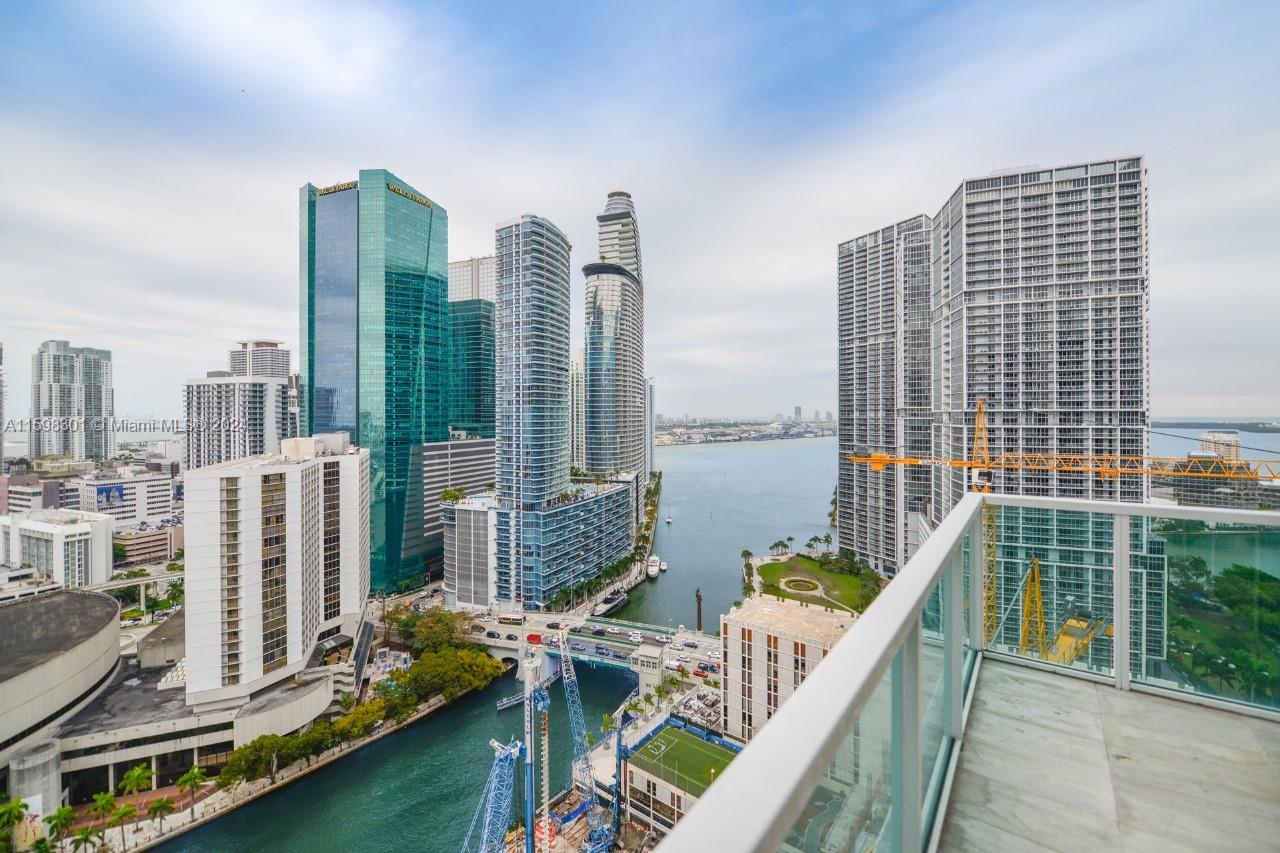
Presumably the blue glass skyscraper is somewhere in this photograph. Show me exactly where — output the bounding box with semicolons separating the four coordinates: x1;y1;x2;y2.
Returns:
299;170;449;592
448;299;495;439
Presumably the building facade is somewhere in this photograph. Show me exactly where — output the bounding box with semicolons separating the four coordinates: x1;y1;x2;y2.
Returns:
448;299;496;439
30;341;115;462
69;470;175;530
0;509;113;588
442;492;495;609
646;377;656;480
1198;430;1242;460
720;596;853;743
570;350;586;470
584;263;646;481
183;434;369;709
408;437;495;579
184;372;289;469
228;340;291;378
448;256;496;303
493;215;633;608
299;169;449;592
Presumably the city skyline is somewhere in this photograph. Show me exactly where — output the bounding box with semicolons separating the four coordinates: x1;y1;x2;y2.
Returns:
2;2;1278;425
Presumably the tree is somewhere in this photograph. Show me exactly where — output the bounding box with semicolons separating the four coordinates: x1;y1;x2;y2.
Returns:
334;699;387;740
69;828;100;852
44;805;75;851
88;792;116;831
740;549;753;565
32;838;55;853
626;699;643;718
118;763;152;800
339;692;356;711
600;713;617;738
786;535;795;552
0;796;28;849
165;579;184;604
654;682;670;702
147;798;176;837
177;766;208;822
112;543;127;564
642;692;655;713
806;536;820;553
440;487;466;503
823;532;833;552
108;803;136;851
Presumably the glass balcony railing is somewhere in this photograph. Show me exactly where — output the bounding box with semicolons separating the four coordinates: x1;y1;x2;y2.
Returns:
663;494;1280;851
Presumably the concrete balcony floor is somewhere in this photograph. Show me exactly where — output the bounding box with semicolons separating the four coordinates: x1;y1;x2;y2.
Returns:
939;659;1280;852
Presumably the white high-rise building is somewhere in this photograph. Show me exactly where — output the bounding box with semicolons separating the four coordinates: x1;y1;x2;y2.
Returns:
570;350;586;469
30;341;115;461
229;340;291;378
184;371;289;469
0;509;113;588
448;256;497;303
585;191;647;489
184;434;369;709
1199;430;1242;460
645;377;656;479
720;597;853;743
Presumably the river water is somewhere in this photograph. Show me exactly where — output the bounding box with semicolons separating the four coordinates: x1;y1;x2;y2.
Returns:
162;437;837;852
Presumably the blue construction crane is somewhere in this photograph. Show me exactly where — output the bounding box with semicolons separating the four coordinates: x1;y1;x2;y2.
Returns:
611;687;640;842
461;738;522;853
524;665;553;853
559;642;614;853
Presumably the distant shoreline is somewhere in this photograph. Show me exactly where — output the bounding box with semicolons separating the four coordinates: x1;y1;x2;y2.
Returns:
1151;421;1280;433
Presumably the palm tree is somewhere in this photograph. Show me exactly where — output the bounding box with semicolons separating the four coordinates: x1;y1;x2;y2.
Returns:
625;699;644;718
69;828;101;852
147;798;175;838
822;532;833;552
108;804;136;851
600;713;617;738
177;766;208;822
118;763;152;801
88;792;116;832
654;682;670;702
642;691;655;713
786;535;795;553
32;837;55;853
44;805;75;851
0;795;28;847
740;549;753;565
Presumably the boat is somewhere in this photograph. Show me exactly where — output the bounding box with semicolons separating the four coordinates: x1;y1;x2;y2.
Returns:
665;516;672;524
660;561;668;572
646;555;660;579
593;590;628;617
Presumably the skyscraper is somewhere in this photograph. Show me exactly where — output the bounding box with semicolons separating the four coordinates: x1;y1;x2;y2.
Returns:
448;299;495;439
299;170;449;591
30;340;115;461
646;377;656;479
794;406;802;422
229;340;291;378
585;191;647;486
448;256;497;302
184;370;289;469
570;350;586;469
493;215;632;607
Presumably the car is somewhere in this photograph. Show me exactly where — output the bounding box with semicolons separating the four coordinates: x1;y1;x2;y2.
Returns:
707;650;721;660
612;651;629;660
655;635;671;643
486;630;501;639
544;637;560;648
606;627;622;635
664;661;682;671
628;631;643;642
703;662;719;673
595;644;611;655
568;625;584;634
676;654;691;663
592;627;608;636
546;621;561;630
505;633;518;641
569;642;586;652
692;668;707;678
683;641;699;649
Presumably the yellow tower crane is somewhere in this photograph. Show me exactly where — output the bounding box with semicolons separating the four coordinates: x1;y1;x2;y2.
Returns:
848;403;1280;647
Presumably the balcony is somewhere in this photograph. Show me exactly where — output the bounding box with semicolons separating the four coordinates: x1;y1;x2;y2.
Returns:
664;494;1280;851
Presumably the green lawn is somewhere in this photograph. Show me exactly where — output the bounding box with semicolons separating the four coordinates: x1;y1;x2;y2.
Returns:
757;555;878;613
630;725;736;797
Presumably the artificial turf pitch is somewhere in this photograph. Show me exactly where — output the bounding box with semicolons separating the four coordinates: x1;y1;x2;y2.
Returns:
629;726;735;797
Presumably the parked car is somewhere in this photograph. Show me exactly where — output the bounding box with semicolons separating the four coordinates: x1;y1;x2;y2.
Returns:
664;661;682;671
676;654;691;663
655;635;672;644
703;662;719;673
628;631;644;642
486;630;501;639
692;668;708;678
683;641;699;650
707;650;721;660
505;633;518;641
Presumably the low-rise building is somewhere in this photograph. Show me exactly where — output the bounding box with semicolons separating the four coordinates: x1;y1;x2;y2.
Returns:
0;475;62;515
719;596;854;743
69;470;176;530
112;521;184;565
0;509;113;588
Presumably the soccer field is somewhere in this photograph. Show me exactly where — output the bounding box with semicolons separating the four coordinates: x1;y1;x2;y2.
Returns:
629;726;736;797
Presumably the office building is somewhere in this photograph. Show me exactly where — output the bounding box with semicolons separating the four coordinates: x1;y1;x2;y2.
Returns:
0;474;62;515
0;509;113;588
570;351;586;469
448;299;495;439
442;492;495;609
184;434;369;708
30;341;115;462
112;522;184;564
1199;430;1242;460
299;170;449;592
794;406;802;422
286;373;301;439
69;470;175;530
184;371;289;469
494;215;633;608
228;340;291;378
448;256;496;303
645;377;656;479
409;437;495;578
720;596;853;743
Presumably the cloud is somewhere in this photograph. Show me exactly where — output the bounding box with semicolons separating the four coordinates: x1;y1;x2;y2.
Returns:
0;0;1277;438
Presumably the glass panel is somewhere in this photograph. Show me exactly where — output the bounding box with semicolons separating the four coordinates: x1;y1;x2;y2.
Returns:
781;667;893;852
1136;516;1280;711
920;577;948;829
987;506;1115;677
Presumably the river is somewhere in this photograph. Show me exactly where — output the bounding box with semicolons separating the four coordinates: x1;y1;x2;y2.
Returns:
161;437;837;851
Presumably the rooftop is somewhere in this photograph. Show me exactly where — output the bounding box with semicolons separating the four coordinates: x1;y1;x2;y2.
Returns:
0;590;118;682
56;656;194;737
2;508;109;527
723;595;854;644
938;660;1280;851
629;724;737;798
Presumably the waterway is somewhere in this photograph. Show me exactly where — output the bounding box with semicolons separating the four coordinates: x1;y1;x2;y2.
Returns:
160;437;838;852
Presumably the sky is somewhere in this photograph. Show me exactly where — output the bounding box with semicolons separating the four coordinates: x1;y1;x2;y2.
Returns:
1;0;1278;428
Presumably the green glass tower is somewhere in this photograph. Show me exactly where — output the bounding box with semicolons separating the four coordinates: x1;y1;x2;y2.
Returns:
299;169;448;592
448;299;495;438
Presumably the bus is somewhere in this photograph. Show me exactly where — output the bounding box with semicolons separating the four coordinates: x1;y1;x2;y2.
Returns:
497;614;526;626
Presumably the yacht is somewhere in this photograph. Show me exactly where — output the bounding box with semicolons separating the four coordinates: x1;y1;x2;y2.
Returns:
660;561;669;572
647;555;661;579
665;516;672;524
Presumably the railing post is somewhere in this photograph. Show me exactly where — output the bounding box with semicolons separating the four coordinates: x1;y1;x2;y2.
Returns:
946;554;964;739
967;515;983;651
893;626;922;849
1112;513;1131;690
